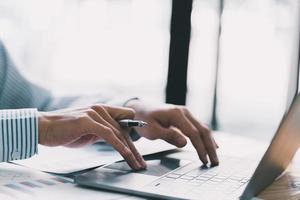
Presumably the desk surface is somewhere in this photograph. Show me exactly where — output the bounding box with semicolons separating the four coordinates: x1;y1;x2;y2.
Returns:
1;132;300;199
258;169;300;200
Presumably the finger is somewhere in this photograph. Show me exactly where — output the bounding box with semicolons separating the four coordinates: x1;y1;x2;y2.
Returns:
189;134;209;165
183;110;219;165
169;110;209;164
214;138;219;149
87;111;141;169
102;105;135;120
112;128;144;170
153;124;187;148
91;105;122;129
91;106;125;140
122;129;147;169
90;107;145;168
89;121;141;170
202;124;219;149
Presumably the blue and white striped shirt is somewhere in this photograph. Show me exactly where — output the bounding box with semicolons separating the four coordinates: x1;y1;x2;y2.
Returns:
0;40;135;163
0;109;38;162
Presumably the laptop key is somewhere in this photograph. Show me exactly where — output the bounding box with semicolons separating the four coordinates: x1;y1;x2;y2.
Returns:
204;172;218;177
210;177;224;182
195;176;210;181
215;175;229;179
172;163;199;175
174;178;190;184
183;173;198;178
180;175;194;180
186;167;209;177
229;176;244;181
198;174;214;179
187;179;205;186
166;173;181;179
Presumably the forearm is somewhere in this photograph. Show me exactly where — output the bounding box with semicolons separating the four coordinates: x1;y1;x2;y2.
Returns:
0;40;141;164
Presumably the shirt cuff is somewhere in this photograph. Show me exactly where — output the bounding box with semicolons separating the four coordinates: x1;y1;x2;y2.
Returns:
108;96;140;107
0;108;38;162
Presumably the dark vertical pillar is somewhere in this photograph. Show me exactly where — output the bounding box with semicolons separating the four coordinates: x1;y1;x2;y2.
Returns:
166;0;193;105
211;0;224;130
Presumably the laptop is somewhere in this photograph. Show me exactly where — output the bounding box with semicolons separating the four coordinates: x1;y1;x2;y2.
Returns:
77;91;297;200
75;10;300;200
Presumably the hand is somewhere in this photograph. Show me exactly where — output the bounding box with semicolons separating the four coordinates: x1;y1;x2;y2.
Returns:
127;100;219;166
38;104;146;170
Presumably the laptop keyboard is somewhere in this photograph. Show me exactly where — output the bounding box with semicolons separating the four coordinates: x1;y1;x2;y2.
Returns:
147;156;257;200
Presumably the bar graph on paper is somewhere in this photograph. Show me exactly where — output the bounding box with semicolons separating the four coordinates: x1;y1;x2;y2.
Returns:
0;163;72;200
0;163;145;200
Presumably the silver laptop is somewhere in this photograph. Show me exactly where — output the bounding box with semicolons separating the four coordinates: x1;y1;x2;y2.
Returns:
75;11;300;200
77;91;298;200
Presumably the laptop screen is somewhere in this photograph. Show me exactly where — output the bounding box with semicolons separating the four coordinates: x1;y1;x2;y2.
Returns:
241;6;300;199
286;24;300;111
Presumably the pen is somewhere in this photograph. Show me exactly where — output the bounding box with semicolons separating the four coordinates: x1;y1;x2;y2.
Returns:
118;119;148;127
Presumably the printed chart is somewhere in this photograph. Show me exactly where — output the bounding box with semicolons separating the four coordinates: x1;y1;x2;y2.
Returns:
0;163;144;200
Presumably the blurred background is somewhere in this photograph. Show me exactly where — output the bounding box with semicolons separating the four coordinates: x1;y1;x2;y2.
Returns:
0;0;299;140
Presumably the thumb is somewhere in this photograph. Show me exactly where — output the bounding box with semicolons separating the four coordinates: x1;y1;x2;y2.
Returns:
159;126;187;148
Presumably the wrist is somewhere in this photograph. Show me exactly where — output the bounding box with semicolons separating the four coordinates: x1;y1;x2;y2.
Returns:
38;112;50;145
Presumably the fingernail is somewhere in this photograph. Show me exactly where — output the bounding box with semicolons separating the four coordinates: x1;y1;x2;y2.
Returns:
140;159;147;169
135;160;142;170
211;162;219;167
200;155;208;165
213;157;219;166
178;137;187;147
137;155;147;169
131;161;139;170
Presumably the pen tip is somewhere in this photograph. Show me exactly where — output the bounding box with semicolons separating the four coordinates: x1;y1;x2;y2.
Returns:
141;121;148;126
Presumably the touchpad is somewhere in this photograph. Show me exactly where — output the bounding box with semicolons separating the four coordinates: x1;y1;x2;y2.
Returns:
104;156;191;177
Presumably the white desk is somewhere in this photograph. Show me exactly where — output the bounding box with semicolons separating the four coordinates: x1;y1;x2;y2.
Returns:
1;132;300;199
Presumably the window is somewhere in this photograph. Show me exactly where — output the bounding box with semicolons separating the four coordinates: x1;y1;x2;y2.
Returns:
0;0;171;102
1;0;299;139
188;0;300;139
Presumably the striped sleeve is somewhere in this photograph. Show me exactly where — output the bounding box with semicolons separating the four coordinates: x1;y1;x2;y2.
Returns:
0;108;38;162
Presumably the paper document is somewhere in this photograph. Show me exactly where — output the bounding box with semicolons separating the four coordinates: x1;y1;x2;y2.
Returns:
0;163;145;200
13;138;176;174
